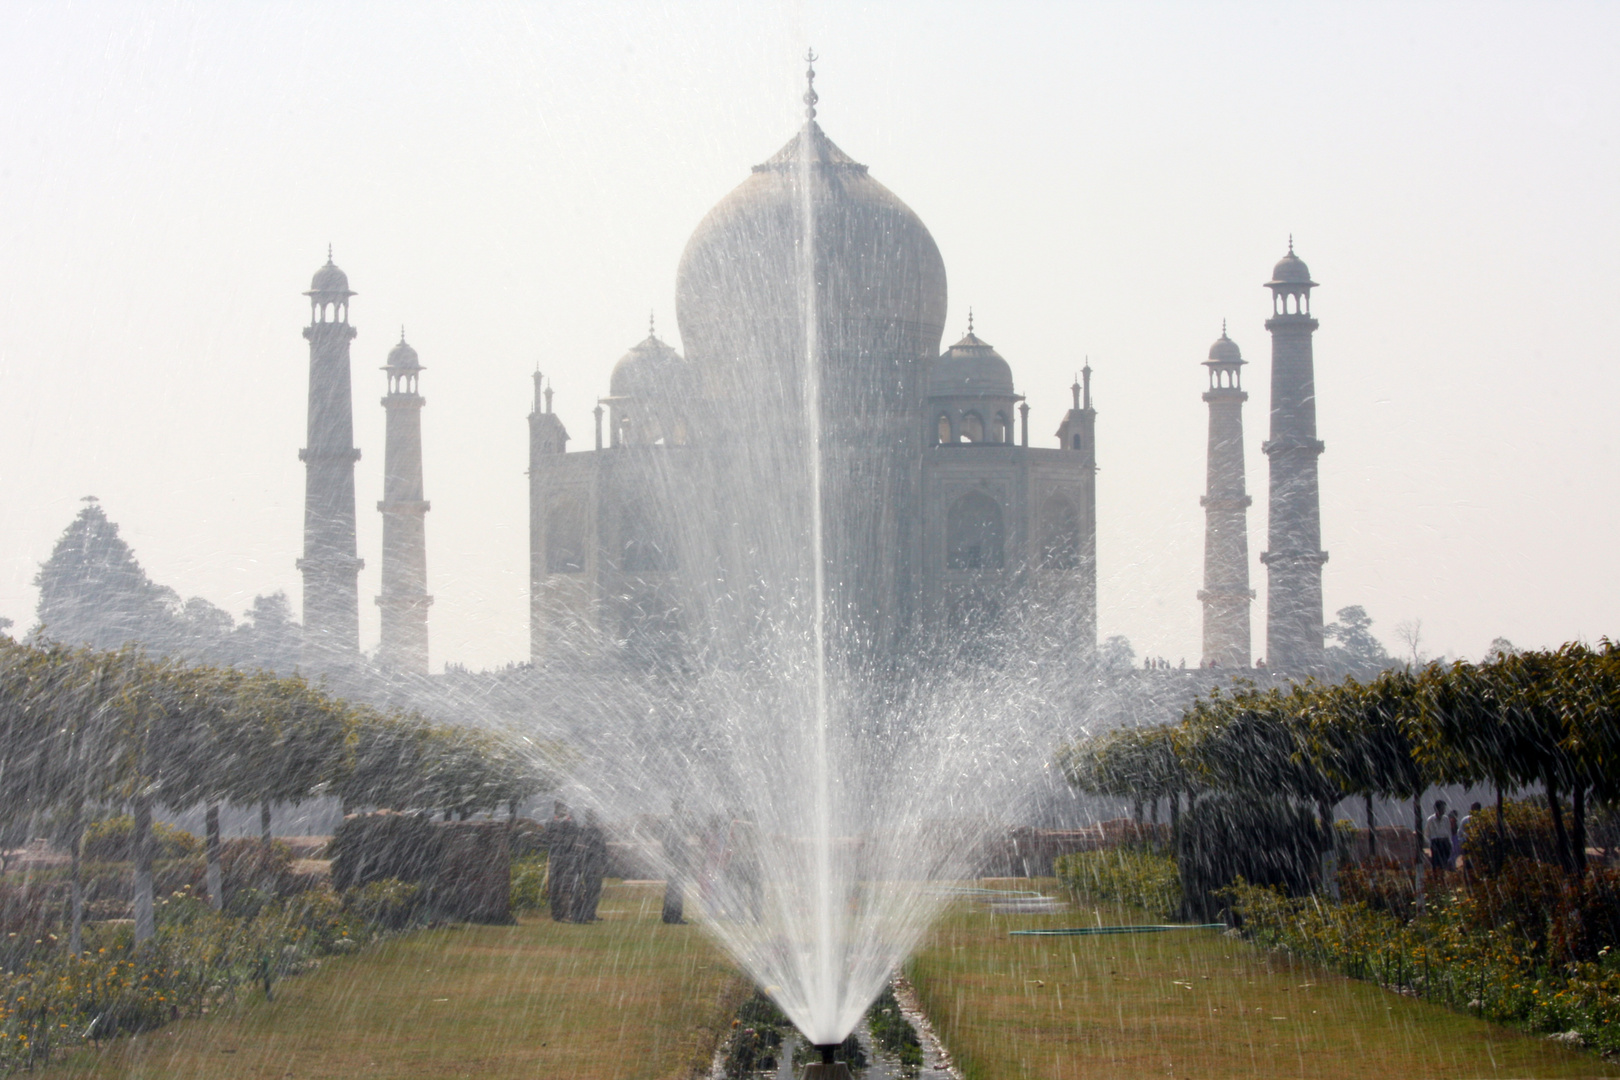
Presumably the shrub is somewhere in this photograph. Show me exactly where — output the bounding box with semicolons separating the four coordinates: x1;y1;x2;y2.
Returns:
1339;857;1419;920
81;816;201;862
1178;792;1320;921
218;838;295;904
340;878;422;931
1055;848;1181;920
1460;799;1563;870
511;855;548;913
867;985;923;1073
721;991;789;1080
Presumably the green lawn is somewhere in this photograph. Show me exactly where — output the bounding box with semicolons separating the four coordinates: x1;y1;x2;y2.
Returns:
909;882;1620;1080
46;881;748;1080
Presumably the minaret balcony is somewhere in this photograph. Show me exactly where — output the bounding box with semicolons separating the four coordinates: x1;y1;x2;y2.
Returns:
377;499;431;515
1260;436;1325;456
1197;588;1256;602
1259;549;1329;566
1199;495;1253;510
299;447;363;463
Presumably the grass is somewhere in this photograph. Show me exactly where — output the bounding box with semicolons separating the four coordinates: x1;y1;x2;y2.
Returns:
44;881;748;1080
908;879;1620;1080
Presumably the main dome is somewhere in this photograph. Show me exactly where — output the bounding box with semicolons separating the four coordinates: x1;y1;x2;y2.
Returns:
675;121;948;403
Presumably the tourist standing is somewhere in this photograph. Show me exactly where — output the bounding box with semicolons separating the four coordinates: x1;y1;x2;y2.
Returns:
573;809;608;923
544;801;580;922
661;800;691;925
1459;801;1481;863
1425;799;1452;871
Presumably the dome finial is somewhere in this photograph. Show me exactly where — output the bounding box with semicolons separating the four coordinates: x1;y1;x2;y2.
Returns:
399;325;406;344
803;48;819;121
967;307;974;335
649;310;656;338
327;243;334;264
1222;318;1228;338
1288;233;1294;255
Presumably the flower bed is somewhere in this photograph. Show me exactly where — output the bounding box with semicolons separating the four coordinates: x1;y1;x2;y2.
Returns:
1226;863;1620;1056
0;879;421;1072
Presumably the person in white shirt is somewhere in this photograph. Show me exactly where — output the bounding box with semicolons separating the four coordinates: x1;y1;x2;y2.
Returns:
1458;801;1482;870
1425;799;1452;870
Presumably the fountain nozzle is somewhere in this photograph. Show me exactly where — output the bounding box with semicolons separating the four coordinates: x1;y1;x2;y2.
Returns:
799;1044;852;1080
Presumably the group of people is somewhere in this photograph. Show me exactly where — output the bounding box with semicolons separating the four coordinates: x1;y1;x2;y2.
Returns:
1423;797;1483;870
541;801;609;923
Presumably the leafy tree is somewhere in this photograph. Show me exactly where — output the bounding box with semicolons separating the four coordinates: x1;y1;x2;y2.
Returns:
229;592;301;673
33;501;177;651
1098;635;1136;673
1323;606;1396;679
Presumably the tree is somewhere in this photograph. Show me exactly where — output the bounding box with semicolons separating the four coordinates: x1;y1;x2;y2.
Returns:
33;501;176;651
229;593;301;674
1323;606;1396;679
1099;635;1136;673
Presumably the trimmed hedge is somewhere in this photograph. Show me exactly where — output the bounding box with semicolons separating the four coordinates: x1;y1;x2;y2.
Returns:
1055;848;1182;920
1178;792;1319;921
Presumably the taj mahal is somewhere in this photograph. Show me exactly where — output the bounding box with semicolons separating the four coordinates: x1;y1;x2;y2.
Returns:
295;63;1328;681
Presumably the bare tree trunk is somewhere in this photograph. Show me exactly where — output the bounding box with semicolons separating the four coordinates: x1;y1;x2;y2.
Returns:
1495;784;1505;873
1545;769;1574;874
1364;794;1376;860
1413;794;1425;915
133;797;155;943
68;811;83;956
1572;783;1588;876
205;804;223;911
1316;799;1338;900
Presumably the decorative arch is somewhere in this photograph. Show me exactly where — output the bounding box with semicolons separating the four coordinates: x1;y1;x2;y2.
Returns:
546;495;587;574
1039;495;1082;570
621;502;676;573
946;492;1005;570
936;414;953;445
960;412;985;443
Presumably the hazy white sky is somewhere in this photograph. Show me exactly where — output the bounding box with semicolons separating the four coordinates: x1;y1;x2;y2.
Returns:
0;1;1616;671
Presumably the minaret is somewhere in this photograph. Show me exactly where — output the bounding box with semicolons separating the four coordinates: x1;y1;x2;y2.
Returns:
1198;324;1254;668
376;332;431;674
298;250;363;667
1261;240;1327;672
1054;365;1099;652
527;370;569;662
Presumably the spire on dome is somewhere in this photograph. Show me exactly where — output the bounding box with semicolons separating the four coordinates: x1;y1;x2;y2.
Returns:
327;243;333;263
967;307;974;335
803;49;818;121
649;310;656;338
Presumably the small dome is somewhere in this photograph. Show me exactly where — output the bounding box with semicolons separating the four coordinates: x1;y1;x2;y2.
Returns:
1207;331;1242;364
929;331;1015;398
610;333;686;399
1268;246;1315;287
308;256;353;296
386;337;420;369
